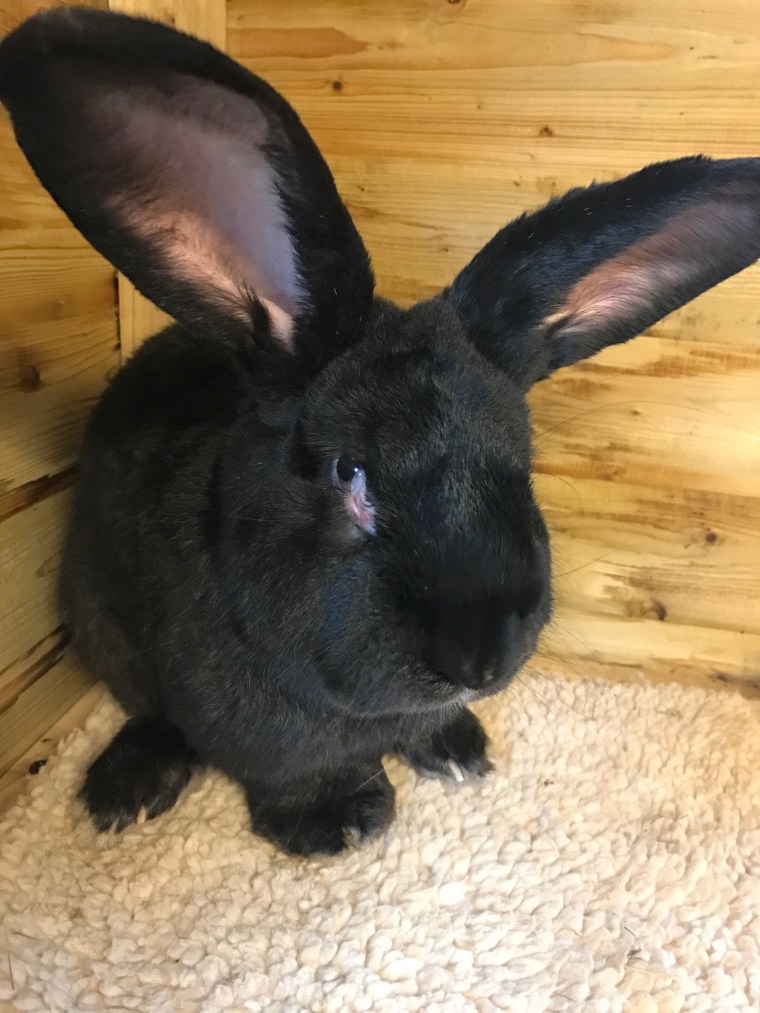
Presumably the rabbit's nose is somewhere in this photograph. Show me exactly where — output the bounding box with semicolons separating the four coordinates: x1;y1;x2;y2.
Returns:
422;606;523;690
424;634;494;690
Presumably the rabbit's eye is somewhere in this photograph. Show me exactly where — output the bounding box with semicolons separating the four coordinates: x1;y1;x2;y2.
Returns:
332;455;375;535
336;454;362;483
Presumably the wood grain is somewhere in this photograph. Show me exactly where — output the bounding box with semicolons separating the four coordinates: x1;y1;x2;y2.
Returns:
227;0;760;343
537;609;760;688
531;335;760;496
0;680;106;815
0;489;72;682
0;0;117;782
537;475;760;633
228;0;760;690
0;649;95;792
0;3;119;499
108;0;227;358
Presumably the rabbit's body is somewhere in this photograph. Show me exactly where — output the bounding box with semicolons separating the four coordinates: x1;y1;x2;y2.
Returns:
60;312;462;781
3;8;760;855
61;317;425;758
60;301;510;848
61;325;253;728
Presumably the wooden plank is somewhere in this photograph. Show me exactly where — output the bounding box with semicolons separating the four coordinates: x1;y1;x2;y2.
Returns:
0;468;74;526
226;0;760;84
0;0;106;34
111;0;226;39
0;489;72;680
0;285;117;495
0;650;96;795
108;0;227;358
535;475;760;634
0;1;117;781
529;334;760;497
536;609;760;691
0;4;120;496
311;149;760;339
0;626;68;715
115;273;172;362
0;681;106;815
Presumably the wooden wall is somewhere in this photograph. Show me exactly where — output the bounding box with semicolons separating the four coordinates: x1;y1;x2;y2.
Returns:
1;0;758;793
0;0;116;781
226;0;760;694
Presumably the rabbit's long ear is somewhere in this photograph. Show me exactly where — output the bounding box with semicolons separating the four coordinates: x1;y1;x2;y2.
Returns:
0;8;373;363
445;157;760;389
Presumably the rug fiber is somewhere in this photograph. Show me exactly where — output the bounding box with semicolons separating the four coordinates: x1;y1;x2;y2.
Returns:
1;676;758;1012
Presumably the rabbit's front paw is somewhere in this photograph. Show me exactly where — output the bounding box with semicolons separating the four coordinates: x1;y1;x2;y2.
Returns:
401;708;493;783
79;716;195;832
247;769;395;857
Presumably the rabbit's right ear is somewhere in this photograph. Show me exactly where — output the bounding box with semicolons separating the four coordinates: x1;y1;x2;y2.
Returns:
0;8;373;368
445;157;760;389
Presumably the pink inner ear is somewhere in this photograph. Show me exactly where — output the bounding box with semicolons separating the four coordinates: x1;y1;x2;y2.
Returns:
96;74;305;346
544;198;760;336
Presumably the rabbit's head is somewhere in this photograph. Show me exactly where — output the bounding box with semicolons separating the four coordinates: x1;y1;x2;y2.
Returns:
3;9;760;716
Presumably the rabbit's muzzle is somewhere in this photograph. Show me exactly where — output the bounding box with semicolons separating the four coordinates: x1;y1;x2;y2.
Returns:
421;594;547;693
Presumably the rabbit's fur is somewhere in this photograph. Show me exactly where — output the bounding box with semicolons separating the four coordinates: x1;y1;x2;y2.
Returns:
2;8;759;855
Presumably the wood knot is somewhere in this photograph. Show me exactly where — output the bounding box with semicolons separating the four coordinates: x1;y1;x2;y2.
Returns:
18;356;43;392
650;599;667;621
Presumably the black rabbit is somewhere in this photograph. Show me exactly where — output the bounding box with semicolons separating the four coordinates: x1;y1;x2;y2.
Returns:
2;8;759;856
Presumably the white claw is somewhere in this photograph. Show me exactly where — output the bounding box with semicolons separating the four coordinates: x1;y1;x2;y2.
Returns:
447;760;465;783
344;825;362;847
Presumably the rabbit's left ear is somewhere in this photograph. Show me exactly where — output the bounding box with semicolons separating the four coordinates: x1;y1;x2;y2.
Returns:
0;8;373;367
445;157;760;389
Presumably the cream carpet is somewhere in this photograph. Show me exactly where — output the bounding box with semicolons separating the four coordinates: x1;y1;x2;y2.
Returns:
0;676;758;1012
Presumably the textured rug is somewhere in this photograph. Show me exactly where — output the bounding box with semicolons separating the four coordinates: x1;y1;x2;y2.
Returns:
0;676;758;1013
